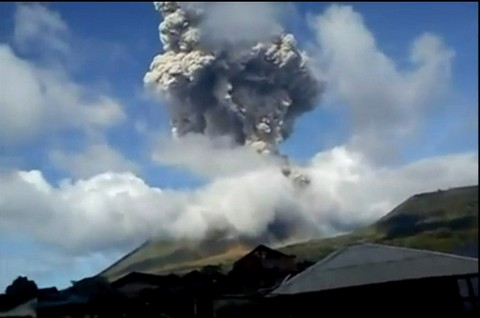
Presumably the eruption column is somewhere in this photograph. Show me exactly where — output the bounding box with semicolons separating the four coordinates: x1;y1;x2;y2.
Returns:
144;2;324;185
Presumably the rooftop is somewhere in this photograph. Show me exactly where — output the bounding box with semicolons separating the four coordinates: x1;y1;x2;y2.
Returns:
111;272;181;287
271;243;479;295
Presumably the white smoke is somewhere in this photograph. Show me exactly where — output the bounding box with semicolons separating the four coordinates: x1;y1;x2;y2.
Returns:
0;150;477;255
151;133;280;178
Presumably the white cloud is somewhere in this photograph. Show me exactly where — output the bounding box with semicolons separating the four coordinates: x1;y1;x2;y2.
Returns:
14;3;69;54
309;5;455;162
0;3;125;146
0;171;165;255
49;142;140;179
0;149;477;256
0;45;125;145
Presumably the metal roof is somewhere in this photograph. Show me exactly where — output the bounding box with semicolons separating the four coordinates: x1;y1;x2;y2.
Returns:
271;243;479;295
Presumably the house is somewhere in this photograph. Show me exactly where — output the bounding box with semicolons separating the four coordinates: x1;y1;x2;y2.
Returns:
213;243;299;318
110;271;222;318
231;245;296;274
226;245;297;295
111;272;181;298
269;243;479;317
35;294;90;318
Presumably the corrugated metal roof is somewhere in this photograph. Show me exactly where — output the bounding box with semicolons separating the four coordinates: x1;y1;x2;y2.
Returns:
271;243;479;295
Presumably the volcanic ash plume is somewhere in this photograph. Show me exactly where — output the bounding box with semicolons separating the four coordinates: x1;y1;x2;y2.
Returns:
144;2;323;183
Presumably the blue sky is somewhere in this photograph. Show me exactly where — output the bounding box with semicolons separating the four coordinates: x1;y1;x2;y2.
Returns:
0;2;477;291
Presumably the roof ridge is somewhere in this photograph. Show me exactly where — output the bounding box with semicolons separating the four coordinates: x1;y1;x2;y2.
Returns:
273;243;478;294
320;254;476;272
361;243;479;261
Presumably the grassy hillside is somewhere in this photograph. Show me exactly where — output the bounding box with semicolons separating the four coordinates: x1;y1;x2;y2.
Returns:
100;185;478;282
99;237;255;282
280;185;478;261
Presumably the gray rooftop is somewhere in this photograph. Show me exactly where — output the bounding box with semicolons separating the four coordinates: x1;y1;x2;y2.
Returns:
271;243;479;295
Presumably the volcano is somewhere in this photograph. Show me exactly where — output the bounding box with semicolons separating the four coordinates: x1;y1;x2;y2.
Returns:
99;185;478;282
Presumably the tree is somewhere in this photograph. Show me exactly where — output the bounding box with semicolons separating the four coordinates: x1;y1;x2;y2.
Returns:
4;276;38;302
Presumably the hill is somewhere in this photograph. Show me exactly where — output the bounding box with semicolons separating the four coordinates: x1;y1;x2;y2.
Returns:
99;185;478;282
99;236;255;282
280;185;478;261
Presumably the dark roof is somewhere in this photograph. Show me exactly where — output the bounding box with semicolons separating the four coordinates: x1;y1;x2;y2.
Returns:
0;299;36;317
37;288;57;294
111;272;180;288
271;243;479;295
37;287;60;300
182;270;204;280
36;294;88;309
235;245;294;263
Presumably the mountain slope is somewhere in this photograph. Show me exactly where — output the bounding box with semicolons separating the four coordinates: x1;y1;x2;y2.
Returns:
99;236;255;282
280;185;478;261
100;185;478;281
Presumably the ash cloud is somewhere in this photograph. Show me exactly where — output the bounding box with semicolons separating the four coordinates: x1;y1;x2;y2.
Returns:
198;2;290;47
144;2;323;158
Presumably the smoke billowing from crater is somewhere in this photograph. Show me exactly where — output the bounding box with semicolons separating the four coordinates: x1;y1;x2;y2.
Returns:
142;2;323;245
144;2;323;161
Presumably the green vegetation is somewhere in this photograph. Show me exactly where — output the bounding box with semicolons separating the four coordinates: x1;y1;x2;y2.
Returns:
100;185;478;281
279;185;478;262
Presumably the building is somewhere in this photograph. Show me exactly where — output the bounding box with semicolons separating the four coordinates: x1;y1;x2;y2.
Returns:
111;272;181;298
35;295;90;318
109;245;298;317
231;245;296;274
227;244;297;293
110;271;225;318
211;245;297;316
269;243;479;317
